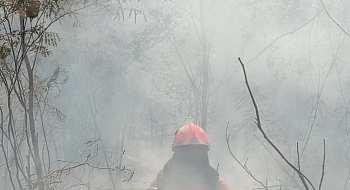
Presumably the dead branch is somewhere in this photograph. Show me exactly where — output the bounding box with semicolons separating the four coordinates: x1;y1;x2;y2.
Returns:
319;139;326;190
297;142;301;170
238;57;315;190
254;135;304;190
34;157;135;188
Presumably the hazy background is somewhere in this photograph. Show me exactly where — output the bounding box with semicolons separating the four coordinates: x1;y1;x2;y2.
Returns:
4;0;350;189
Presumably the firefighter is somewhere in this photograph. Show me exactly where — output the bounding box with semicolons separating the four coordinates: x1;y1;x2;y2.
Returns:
149;122;230;190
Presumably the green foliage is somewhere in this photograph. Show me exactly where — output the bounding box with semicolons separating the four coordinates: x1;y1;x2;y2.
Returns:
0;1;97;189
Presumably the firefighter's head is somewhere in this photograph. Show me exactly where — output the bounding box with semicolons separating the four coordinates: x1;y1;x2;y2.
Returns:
172;122;210;152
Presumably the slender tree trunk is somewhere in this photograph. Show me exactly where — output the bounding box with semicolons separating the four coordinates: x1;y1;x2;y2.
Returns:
118;127;125;188
20;13;44;190
89;103;117;190
160;115;164;152
199;0;209;131
52;136;61;169
116;139;120;188
150;107;156;155
132;128;135;157
146;127;149;153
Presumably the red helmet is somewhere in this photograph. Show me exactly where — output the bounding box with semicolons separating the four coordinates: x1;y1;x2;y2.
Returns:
172;122;210;151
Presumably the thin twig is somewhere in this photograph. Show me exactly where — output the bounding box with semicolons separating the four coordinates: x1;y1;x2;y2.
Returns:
238;57;315;190
319;139;326;190
319;0;350;38
248;10;323;63
225;123;267;189
297;142;301;170
252;185;294;190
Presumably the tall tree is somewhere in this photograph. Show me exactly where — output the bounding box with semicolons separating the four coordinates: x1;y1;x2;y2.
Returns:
0;1;126;189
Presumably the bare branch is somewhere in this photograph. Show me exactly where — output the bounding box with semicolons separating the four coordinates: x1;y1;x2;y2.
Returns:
319;139;326;190
248;10;323;63
225;123;267;189
254;135;304;190
238;57;315;190
319;0;350;38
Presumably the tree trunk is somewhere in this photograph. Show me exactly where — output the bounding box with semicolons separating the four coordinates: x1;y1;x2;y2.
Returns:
199;0;209;131
118;127;125;188
20;14;44;190
132;128;135;157
89;99;117;190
